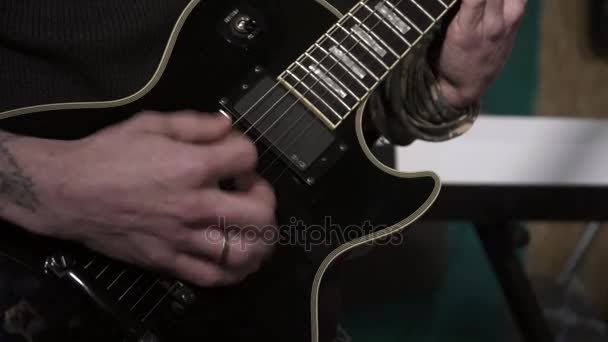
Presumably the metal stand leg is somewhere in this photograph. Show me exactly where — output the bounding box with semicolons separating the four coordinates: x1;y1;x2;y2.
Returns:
475;223;555;342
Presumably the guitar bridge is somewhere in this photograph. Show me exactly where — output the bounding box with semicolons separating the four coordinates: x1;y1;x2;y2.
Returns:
44;253;197;340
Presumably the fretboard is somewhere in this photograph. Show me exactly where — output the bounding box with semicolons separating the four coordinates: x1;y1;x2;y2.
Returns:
278;0;457;129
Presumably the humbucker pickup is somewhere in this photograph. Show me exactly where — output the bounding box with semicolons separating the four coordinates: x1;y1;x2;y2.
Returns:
219;67;348;185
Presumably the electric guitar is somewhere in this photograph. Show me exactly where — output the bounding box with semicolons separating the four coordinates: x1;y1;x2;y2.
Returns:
0;0;457;341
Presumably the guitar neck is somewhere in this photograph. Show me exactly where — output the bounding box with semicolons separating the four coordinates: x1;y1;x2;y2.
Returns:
278;0;458;129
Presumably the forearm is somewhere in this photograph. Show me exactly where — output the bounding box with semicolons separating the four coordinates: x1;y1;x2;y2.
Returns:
0;130;45;233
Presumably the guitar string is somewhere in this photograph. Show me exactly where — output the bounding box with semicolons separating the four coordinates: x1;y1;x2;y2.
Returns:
118;273;144;302
107;269;127;290
95;262;111;279
229;0;387;134
242;0;405;171
256;0;428;182
141;282;179;323
231;0;444;134
84;256;143;301
255;9;414;181
261;0;451;189
97;0;434;315
233;0;383;138
253;0;441;186
241;0;435;151
84;257;97;270
95;261;187;323
252;6;386;142
129;279;159;312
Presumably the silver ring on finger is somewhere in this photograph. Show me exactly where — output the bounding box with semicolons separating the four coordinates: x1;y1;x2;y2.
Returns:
218;229;230;266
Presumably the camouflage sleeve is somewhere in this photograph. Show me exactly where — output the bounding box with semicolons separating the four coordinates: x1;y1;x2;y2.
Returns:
366;16;480;146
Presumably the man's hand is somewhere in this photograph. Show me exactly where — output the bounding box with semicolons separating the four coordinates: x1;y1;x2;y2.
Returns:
435;0;527;108
2;111;276;287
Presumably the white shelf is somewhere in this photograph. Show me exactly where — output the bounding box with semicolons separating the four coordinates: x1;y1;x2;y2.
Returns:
396;115;608;187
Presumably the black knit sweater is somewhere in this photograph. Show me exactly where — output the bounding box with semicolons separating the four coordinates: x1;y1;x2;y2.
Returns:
0;0;189;114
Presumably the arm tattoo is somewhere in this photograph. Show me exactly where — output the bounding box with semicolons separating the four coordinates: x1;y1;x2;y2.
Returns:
0;132;40;212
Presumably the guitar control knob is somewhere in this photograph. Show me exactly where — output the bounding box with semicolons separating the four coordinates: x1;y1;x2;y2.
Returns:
233;14;258;34
220;7;265;48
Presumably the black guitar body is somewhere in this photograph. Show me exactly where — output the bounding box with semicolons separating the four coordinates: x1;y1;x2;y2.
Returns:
0;0;446;341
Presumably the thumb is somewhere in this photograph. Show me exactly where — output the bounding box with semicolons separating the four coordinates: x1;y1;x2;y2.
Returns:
129;110;233;143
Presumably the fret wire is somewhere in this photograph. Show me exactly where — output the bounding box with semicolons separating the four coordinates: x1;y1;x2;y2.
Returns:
336;21;390;62
141;283;179;323
129;279;159;312
257;0;432;179
339;16;400;59
251;21;368;136
285;69;345;120
332;22;391;70
250;0;434;137
437;0;448;8
312;43;370;91
266;0;410;183
304;52;361;101
293;61;353;110
322;33;377;81
293;61;352;110
275;0;396;129
277;0;388;119
409;0;435;20
304;1;381;73
359;2;412;46
84;257;96;270
384;0;423;33
424;0;454;17
271;0;413;131
259;0;457;185
248;9;360;132
331;0;451;97
107;269;126;290
334;22;377;59
118;273;143;302
323;33;379;81
95;263;110;280
372;0;453;85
